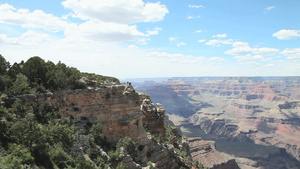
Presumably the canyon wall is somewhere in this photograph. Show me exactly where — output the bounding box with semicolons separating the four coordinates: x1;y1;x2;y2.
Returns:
133;77;300;167
188;137;239;169
4;85;183;168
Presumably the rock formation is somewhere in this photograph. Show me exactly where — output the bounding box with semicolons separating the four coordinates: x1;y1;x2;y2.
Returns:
241;82;287;101
188;137;239;169
140;98;166;137
196;77;260;96
4;84;191;168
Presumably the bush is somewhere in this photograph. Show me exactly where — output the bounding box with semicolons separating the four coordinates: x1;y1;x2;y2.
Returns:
116;137;137;158
49;145;74;168
108;150;119;161
89;123;106;147
116;162;128;169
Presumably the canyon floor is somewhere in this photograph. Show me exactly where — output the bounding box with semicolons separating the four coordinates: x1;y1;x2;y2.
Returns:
132;77;300;169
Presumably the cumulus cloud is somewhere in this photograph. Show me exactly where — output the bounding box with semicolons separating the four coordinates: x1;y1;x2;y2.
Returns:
0;1;169;43
281;48;300;59
61;0;169;24
147;51;205;64
146;27;162;37
225;41;279;56
197;39;206;43
0;3;70;32
64;20;144;42
209;57;225;61
273;29;300;40
233;54;273;61
205;39;234;47
212;34;227;38
188;5;205;8
136;38;149;45
0;30;53;45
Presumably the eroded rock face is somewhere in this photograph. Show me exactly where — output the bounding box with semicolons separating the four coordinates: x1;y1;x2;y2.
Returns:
6;84;186;168
188;137;239;169
196;77;260;96
49;85;148;144
140;98;166;137
134;77;300;167
241;82;287;101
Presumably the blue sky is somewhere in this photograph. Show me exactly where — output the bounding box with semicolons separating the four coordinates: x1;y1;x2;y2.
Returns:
0;0;299;78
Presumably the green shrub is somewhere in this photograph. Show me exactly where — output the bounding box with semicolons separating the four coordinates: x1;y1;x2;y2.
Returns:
116;162;128;169
116;137;137;158
49;145;74;169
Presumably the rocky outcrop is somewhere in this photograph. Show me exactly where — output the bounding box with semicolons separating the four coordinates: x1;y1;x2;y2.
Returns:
49;85;148;144
140;98;166;137
135;85;199;118
4;84;190;168
188;137;239;169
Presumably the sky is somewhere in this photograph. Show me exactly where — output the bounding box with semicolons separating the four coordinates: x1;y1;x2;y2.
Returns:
0;0;300;79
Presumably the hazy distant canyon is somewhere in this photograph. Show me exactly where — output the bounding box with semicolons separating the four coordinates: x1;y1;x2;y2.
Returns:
132;77;300;169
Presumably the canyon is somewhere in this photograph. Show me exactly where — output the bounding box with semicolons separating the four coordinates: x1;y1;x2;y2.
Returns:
133;76;300;168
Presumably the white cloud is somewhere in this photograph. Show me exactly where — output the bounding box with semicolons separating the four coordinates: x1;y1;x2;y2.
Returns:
233;54;273;61
188;5;205;8
0;3;70;32
197;39;206;43
61;0;169;24
272;29;300;40
209;57;225;62
205;39;234;47
177;42;187;47
136;38;149;45
212;34;227;38
128;44;139;49
169;37;176;42
0;2;165;43
0;30;53;45
281;48;300;59
146;27;162;37
245;61;261;66
263;6;275;14
64;20;144;42
187;15;201;19
265;6;275;11
225;41;279;56
195;30;204;33
147;51;205;64
266;64;274;67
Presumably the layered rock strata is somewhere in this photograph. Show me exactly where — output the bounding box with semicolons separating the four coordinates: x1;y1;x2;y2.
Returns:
188;137;239;169
141;99;166;137
196;77;260;96
3;84;184;168
241;82;287;101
